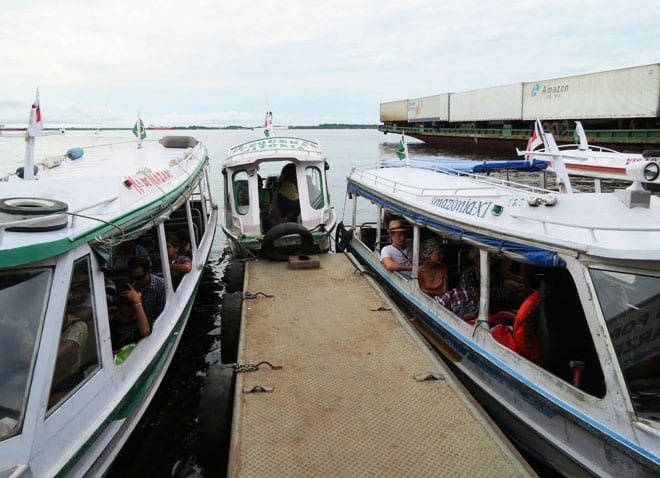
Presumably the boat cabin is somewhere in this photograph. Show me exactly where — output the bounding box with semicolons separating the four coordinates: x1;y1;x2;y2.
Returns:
222;137;336;258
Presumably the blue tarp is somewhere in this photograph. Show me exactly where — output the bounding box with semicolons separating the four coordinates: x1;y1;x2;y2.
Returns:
380;156;547;173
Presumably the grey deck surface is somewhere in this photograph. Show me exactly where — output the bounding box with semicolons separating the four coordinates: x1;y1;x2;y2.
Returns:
228;253;535;477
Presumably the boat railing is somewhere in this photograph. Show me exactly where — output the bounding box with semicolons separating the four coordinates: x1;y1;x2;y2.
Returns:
352;162;555;197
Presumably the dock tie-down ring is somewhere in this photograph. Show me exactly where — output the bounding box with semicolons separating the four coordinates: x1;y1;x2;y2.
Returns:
243;385;274;394
413;372;445;382
244;291;274;299
234;361;282;373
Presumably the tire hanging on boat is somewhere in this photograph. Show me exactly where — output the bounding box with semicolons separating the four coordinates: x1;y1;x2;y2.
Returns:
197;363;236;475
0;197;69;232
261;222;313;261
222;257;245;294
220;291;243;364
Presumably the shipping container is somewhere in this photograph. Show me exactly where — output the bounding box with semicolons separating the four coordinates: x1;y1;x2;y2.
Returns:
407;94;450;122
449;83;523;122
380;100;408;122
522;64;660;120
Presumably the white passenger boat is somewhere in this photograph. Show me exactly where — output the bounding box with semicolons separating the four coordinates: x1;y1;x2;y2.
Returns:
221;132;336;259
520;120;660;186
342;151;660;477
0;96;217;477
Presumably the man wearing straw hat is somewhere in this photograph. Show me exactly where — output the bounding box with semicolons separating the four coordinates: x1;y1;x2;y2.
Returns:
380;219;413;278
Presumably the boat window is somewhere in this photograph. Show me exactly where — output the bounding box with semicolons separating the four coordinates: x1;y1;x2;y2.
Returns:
410;228;607;397
591;269;660;419
305;166;324;209
0;268;51;441
48;256;101;411
232;170;250;215
486;257;606;397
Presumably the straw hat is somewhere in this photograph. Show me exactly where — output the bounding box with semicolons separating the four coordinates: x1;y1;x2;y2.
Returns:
388;219;411;232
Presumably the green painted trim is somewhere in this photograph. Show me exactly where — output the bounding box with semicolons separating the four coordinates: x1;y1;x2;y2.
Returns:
237;229;331;250
1;159;208;269
54;281;201;477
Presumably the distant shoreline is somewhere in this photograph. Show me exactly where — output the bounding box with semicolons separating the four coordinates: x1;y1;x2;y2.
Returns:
1;124;379;132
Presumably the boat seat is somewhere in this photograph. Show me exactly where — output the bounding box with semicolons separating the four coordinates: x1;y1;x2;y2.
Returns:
359;225;378;251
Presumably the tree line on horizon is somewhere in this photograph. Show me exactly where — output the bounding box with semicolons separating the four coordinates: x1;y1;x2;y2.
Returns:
46;123;379;131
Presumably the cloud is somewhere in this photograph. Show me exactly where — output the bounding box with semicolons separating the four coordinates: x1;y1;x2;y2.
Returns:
1;0;658;127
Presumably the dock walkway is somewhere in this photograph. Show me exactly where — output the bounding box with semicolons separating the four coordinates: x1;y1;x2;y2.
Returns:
228;253;535;477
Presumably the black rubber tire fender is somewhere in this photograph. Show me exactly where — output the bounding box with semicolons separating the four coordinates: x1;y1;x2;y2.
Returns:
261;222;313;261
220;291;243;364
222;258;245;294
0;197;69;232
0;197;68;215
197;363;235;474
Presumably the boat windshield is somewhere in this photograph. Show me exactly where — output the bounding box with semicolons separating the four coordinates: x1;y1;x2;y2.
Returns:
0;268;51;441
591;269;660;420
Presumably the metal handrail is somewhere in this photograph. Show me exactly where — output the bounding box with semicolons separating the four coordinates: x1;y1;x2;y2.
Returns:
351;162;554;197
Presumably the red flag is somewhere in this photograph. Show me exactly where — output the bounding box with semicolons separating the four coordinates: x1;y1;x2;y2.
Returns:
525;121;543;160
27;89;43;136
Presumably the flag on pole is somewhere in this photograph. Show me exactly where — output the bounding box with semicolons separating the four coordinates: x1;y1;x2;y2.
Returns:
574;121;588;151
396;135;407;160
132;118;146;140
27;89;43;137
264;111;273;137
524;121;543;160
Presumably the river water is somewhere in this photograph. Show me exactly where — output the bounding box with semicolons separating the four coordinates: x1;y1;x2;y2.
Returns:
1;129;550;476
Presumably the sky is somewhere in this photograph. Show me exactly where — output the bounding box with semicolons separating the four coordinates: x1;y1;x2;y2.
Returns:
1;0;659;128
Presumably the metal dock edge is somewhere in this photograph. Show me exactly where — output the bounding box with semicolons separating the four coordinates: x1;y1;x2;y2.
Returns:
227;253;536;477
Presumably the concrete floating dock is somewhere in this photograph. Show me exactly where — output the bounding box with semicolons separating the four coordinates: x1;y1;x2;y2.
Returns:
227;253;535;477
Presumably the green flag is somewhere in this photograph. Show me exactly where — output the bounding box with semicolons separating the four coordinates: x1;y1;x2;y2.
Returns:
132;119;146;140
396;136;406;160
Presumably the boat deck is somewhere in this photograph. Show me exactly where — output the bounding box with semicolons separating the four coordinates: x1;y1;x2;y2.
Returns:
228;253;535;477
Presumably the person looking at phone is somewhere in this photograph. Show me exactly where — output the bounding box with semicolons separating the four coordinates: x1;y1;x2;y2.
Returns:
122;256;165;325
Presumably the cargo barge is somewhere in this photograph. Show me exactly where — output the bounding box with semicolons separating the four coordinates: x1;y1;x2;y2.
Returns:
381;63;660;153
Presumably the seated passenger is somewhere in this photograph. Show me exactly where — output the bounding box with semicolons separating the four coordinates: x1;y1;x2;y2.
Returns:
49;313;89;406
65;274;93;321
418;238;448;296
460;247;481;289
435;247;480;320
110;296;151;350
166;233;192;289
434;286;479;320
123;256;165;324
380;219;413;278
270;163;300;223
112;238;152;269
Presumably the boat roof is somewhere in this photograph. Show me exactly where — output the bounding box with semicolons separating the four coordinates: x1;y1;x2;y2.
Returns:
225;136;324;168
0;136;208;268
348;163;660;262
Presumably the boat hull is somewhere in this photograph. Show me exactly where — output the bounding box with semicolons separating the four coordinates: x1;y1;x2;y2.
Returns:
347;240;660;478
0;134;218;477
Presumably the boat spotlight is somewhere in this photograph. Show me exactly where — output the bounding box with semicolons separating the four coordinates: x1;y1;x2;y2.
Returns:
626;161;660;184
643;162;660;182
